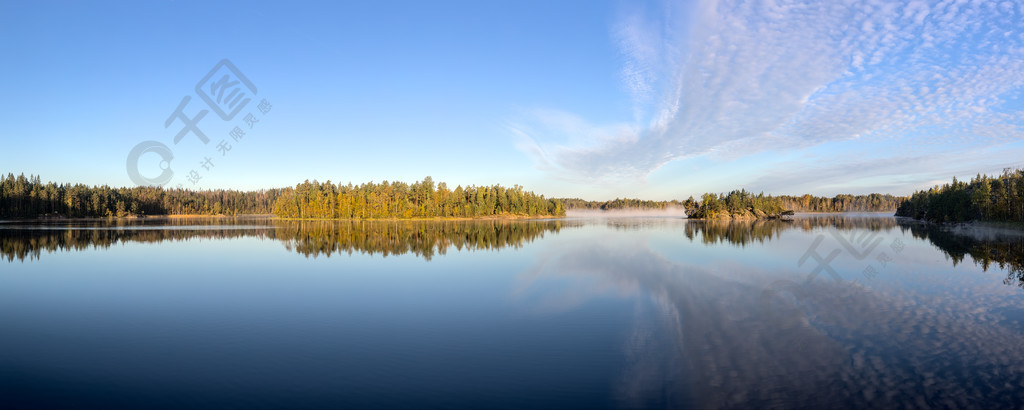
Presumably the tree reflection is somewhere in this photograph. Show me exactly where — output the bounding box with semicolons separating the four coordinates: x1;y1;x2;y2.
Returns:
0;218;576;262
273;219;576;260
897;220;1024;287
683;215;1024;287
684;214;899;246
0;223;273;263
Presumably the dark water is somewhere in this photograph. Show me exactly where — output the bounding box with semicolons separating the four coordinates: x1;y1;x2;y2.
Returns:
2;215;1023;409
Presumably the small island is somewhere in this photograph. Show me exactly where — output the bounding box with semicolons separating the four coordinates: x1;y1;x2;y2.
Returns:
683;190;794;220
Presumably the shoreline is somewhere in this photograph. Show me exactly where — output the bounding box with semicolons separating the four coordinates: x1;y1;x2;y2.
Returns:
272;214;564;222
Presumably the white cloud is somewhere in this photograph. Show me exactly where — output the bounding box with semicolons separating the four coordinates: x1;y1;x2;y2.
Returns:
514;0;1024;190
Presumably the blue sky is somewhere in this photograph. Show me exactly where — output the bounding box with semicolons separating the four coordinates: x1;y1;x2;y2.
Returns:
2;0;1023;200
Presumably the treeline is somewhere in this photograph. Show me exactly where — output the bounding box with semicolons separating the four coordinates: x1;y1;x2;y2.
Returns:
0;172;907;220
0;173;281;218
777;193;904;212
272;177;565;219
895;169;1024;223
557;198;683;210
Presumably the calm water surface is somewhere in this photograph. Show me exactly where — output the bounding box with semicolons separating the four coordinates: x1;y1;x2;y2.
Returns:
2;215;1023;409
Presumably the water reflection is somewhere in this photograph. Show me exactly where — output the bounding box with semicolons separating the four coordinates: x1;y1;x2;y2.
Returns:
274;219;577;260
517;234;852;408
897;219;1024;288
517;217;1024;408
0;218;577;262
3;215;1022;286
4;215;1024;408
0;222;274;262
684;214;899;246
679;215;1024;290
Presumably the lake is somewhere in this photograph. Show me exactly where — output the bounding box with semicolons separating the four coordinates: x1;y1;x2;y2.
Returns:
2;214;1023;409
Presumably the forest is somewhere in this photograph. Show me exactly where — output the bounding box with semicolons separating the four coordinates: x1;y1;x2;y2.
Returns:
895;168;1024;223
271;177;565;219
0;174;563;219
682;190;903;219
776;193;904;212
0;173;281;218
